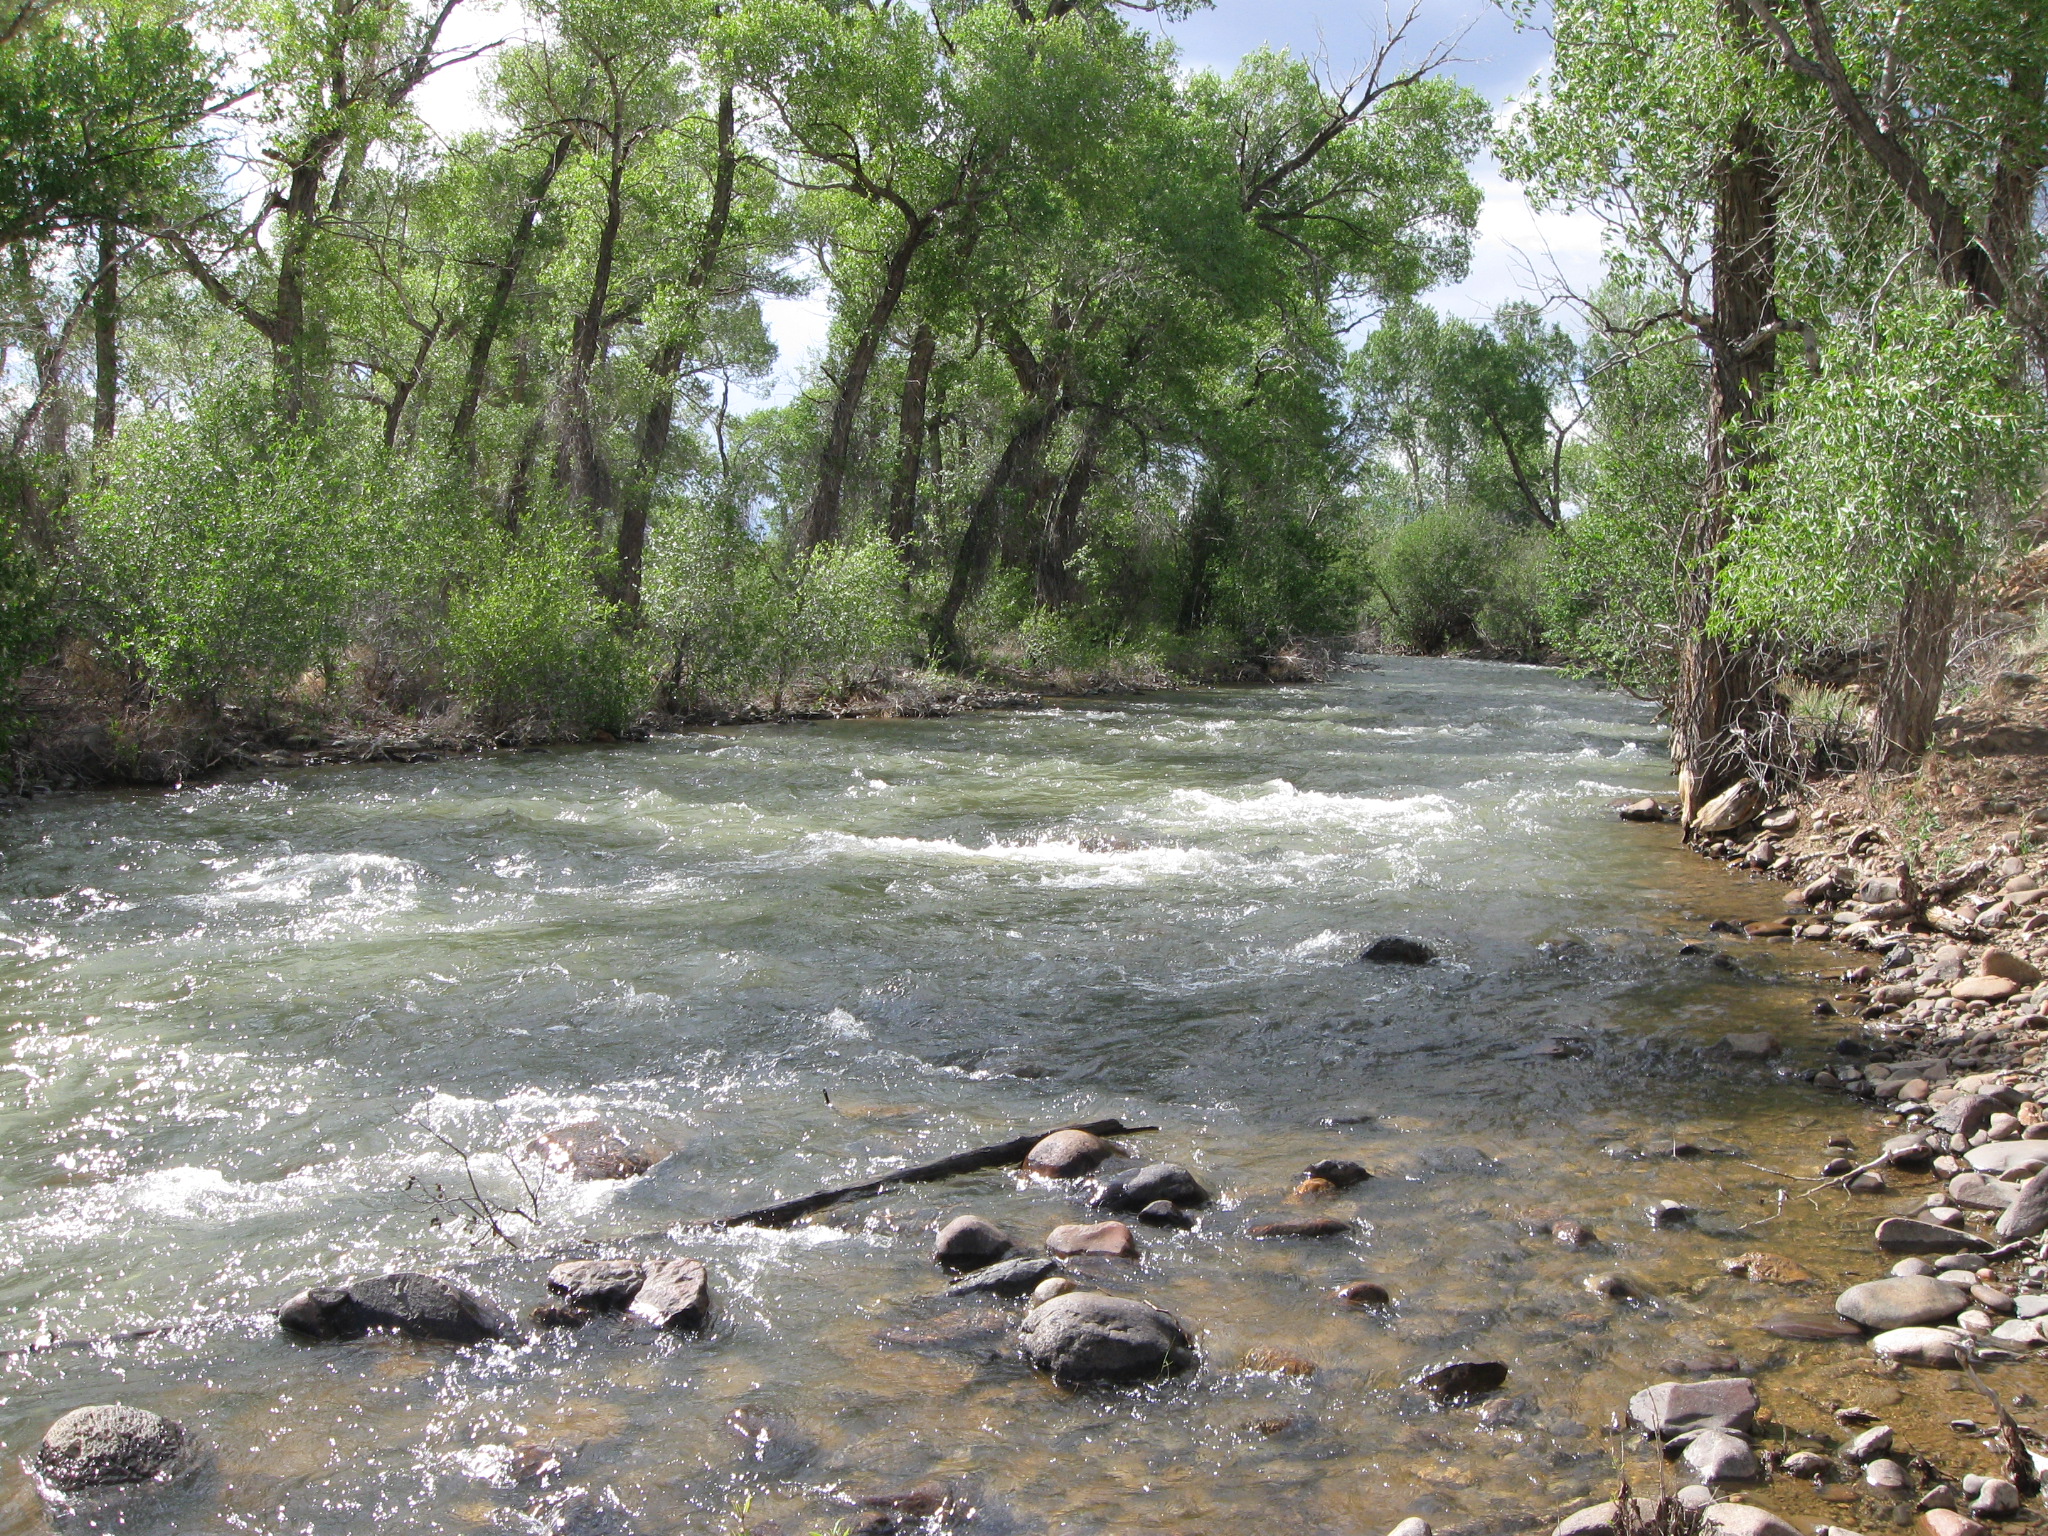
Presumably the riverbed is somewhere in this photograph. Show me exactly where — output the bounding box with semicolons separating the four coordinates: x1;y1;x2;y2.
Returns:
0;657;1918;1534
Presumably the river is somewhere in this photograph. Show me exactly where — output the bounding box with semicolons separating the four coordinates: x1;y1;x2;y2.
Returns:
0;657;1885;1534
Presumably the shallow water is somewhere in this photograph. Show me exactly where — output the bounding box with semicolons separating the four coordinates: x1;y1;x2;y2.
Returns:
0;657;1984;1534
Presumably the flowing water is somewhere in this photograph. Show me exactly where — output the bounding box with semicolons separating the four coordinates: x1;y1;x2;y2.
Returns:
0;658;1940;1534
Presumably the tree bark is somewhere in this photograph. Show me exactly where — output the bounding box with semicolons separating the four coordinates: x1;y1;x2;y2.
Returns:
934;385;1066;669
616;86;739;610
797;212;932;550
884;321;937;560
556;143;629;529
1035;405;1112;607
1870;571;1957;770
450;132;574;454
92;222;118;445
1673;112;1781;831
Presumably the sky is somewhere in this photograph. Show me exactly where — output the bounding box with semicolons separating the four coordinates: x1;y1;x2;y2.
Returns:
411;0;1608;410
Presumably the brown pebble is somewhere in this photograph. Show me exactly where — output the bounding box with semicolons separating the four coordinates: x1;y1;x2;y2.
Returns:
1554;1220;1595;1247
529;1302;591;1329
1288;1177;1338;1201
1242;1346;1316;1376
1045;1221;1138;1259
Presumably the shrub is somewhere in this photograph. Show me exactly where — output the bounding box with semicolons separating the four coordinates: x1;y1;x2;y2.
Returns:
1370;506;1498;651
68;406;378;702
442;524;650;736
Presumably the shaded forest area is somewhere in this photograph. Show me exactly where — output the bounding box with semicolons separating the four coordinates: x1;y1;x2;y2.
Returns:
0;0;2044;821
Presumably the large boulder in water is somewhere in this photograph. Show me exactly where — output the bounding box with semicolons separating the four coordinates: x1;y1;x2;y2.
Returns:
1361;936;1434;964
547;1259;645;1310
278;1272;521;1344
1017;1292;1195;1385
1091;1162;1210;1212
1835;1275;1970;1330
35;1405;187;1492
1023;1129;1112;1178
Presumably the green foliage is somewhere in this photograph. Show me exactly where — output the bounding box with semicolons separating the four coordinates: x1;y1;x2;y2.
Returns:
68;403;386;700
1716;290;2043;647
0;512;56;742
443;523;650;735
650;505;915;711
1370;506;1501;652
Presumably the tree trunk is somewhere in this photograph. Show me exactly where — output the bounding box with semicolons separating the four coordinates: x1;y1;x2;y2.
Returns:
1673;112;1781;832
616;86;739;610
884;322;937;561
557;146;629;531
797;213;931;550
92;223;118;445
934;388;1066;669
450;133;574;454
1035;405;1111;607
1870;570;1958;771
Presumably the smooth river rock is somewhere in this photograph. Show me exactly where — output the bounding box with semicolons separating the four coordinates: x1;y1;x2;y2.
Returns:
933;1215;1014;1269
1247;1217;1352;1239
626;1258;710;1329
1682;1428;1760;1482
1869;1326;1968;1366
1948;1172;2021;1211
1016;1292;1195;1385
1629;1378;1758;1438
1836;1275;1971;1329
1553;1500;1663;1536
1092;1162;1210;1212
1412;1359;1508;1401
1022;1129;1111;1179
35;1405;187;1492
1964;1140;2048;1174
1304;1158;1372;1187
1702;1505;1800;1536
278;1272;521;1344
1875;1217;1992;1255
947;1256;1065;1297
1757;1311;1863;1341
1996;1164;2048;1239
1045;1221;1138;1259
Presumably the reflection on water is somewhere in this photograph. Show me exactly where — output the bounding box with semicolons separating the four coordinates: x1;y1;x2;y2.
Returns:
0;658;1929;1533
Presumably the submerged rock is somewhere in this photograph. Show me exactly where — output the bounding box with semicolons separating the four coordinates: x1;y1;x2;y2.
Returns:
1361;935;1434;964
36;1405;187;1492
946;1256;1064;1297
1017;1292;1195;1385
1869;1325;1968;1367
278;1272;520;1344
1412;1359;1508;1402
1137;1199;1196;1228
528;1120;655;1181
1247;1217;1352;1239
1303;1158;1372;1187
1553;1500;1663;1536
1757;1311;1862;1341
1334;1280;1392;1307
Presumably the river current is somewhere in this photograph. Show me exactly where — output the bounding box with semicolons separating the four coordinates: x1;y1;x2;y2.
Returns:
0;658;1892;1533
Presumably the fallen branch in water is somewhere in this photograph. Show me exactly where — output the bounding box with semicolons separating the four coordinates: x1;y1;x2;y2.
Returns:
703;1118;1158;1229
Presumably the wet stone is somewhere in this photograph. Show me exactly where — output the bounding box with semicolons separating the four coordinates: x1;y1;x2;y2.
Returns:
1092;1162;1210;1212
1682;1428;1760;1483
278;1272;521;1344
1836;1276;1971;1329
933;1215;1014;1269
1412;1359;1508;1402
1016;1292;1196;1385
1334;1280;1392;1308
1876;1218;1993;1255
1045;1220;1138;1259
1304;1158;1371;1187
36;1405;187;1492
1628;1378;1758;1438
626;1257;709;1330
1247;1217;1351;1239
1136;1200;1195;1229
528;1120;655;1181
946;1256;1064;1297
1022;1128;1111;1179
1361;935;1434;964
546;1259;645;1310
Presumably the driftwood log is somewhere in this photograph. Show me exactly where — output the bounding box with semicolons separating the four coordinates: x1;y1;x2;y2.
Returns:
707;1118;1157;1229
